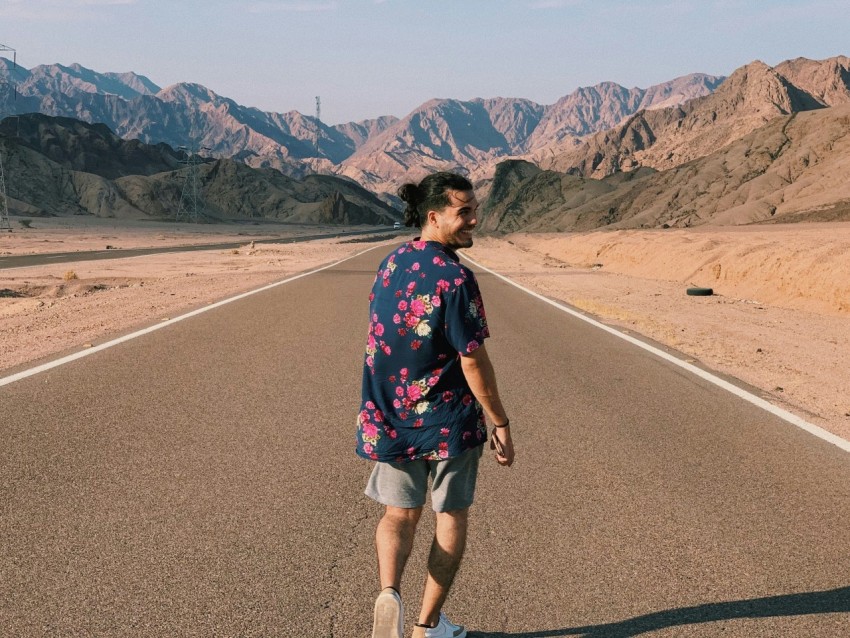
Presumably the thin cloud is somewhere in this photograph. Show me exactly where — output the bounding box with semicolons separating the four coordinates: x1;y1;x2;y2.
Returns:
0;0;135;19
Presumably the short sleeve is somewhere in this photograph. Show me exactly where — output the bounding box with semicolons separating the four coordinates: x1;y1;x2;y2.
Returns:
442;272;490;355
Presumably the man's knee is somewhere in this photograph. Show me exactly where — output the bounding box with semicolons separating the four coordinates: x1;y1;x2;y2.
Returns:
383;505;423;529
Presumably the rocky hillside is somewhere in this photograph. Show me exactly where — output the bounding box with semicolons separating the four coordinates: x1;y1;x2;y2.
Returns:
0;114;398;224
482;102;850;231
0;58;722;194
338;74;723;194
543;58;849;178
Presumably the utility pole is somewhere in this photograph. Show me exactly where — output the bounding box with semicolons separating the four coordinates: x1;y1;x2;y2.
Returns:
175;144;208;223
0;43;18;232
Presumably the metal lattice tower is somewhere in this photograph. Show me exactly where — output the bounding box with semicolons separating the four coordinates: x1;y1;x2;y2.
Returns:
175;145;207;223
0;43;17;232
0;143;10;231
315;96;321;157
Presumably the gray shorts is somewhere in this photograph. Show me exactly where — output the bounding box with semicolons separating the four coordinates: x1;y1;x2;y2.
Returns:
365;445;484;512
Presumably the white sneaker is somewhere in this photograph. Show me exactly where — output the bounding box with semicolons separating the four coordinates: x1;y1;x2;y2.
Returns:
372;588;404;638
424;612;467;638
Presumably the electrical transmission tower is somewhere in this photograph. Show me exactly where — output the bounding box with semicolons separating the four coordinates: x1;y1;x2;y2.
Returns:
0;43;17;232
315;96;321;156
175;145;209;223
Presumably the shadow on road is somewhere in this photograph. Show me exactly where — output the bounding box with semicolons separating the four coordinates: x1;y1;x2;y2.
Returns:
469;586;850;637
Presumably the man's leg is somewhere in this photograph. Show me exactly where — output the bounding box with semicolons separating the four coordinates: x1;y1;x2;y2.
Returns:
376;505;423;591
417;508;469;627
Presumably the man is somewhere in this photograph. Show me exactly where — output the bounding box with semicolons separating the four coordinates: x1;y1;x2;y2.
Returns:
357;172;514;638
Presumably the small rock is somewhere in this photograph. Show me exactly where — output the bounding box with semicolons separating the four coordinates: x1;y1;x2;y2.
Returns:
83;343;93;348
756;348;763;353
774;386;784;393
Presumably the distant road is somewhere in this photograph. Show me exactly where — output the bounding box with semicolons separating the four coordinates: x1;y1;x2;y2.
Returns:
0;226;400;270
1;247;848;636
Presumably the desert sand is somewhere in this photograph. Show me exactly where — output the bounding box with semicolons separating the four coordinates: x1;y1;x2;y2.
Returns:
1;220;848;444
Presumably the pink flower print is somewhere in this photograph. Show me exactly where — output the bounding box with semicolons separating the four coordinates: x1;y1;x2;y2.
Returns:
369;452;378;460
395;386;404;397
374;411;384;423
388;429;398;439
363;443;373;454
367;334;376;351
440;427;450;436
439;441;448;450
431;295;441;307
427;376;439;387
381;344;391;355
366;355;374;368
389;375;397;382
368;292;375;302
411;340;422;350
462;431;471;440
433;256;446;266
365;401;375;410
362;423;378;439
439;450;449;459
410;298;426;317
407;446;416;455
454;277;464;286
382;278;390;288
393;313;401;325
437;279;450;293
372;313;378;323
400;368;409;380
412;241;426;250
393;399;402;409
406;282;416;295
413;418;424;428
412;262;420;271
407;385;422;401
398;328;407;337
395;290;402;298
399;411;409;420
442;391;454;402
466;340;479;353
374;323;384;336
462;394;473;406
404;313;419;328
398;300;408;311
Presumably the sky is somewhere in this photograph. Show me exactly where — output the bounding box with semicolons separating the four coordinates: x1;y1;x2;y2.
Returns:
1;0;849;125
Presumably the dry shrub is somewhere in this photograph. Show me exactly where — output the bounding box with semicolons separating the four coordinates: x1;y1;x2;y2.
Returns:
63;270;79;281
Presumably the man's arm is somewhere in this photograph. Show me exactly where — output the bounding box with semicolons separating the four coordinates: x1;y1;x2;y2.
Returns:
460;343;514;466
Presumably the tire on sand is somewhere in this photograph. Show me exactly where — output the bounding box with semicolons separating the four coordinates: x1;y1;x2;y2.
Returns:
686;287;714;296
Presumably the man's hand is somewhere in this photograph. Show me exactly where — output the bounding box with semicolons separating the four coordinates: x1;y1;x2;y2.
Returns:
490;426;515;467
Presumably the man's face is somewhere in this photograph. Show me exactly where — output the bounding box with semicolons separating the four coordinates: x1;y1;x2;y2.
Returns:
430;189;479;249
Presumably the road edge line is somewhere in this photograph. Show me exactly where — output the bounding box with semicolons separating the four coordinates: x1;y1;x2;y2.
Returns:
0;244;388;388
461;252;850;455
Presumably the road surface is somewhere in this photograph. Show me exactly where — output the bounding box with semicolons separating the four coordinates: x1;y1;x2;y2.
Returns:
1;245;848;636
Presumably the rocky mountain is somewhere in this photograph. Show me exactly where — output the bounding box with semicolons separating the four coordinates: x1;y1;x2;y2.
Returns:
0;60;397;172
0;114;398;224
543;59;839;178
0;59;722;196
338;74;723;195
482;102;850;232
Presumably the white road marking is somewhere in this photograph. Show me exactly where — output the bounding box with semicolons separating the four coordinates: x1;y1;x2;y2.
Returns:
0;244;389;389
462;252;850;454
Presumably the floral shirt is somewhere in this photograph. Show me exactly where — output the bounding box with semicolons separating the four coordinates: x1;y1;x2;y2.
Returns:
357;240;490;463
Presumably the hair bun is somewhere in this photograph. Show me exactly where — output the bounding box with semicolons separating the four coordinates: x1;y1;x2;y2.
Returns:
397;183;422;205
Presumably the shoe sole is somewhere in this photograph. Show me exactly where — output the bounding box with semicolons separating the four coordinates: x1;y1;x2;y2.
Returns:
372;595;403;638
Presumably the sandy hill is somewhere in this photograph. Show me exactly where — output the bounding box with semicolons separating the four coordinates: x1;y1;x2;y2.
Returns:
0;114;398;224
482;102;850;232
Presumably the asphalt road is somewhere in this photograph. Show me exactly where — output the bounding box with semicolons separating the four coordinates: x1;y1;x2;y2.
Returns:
1;245;848;637
0;227;399;270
